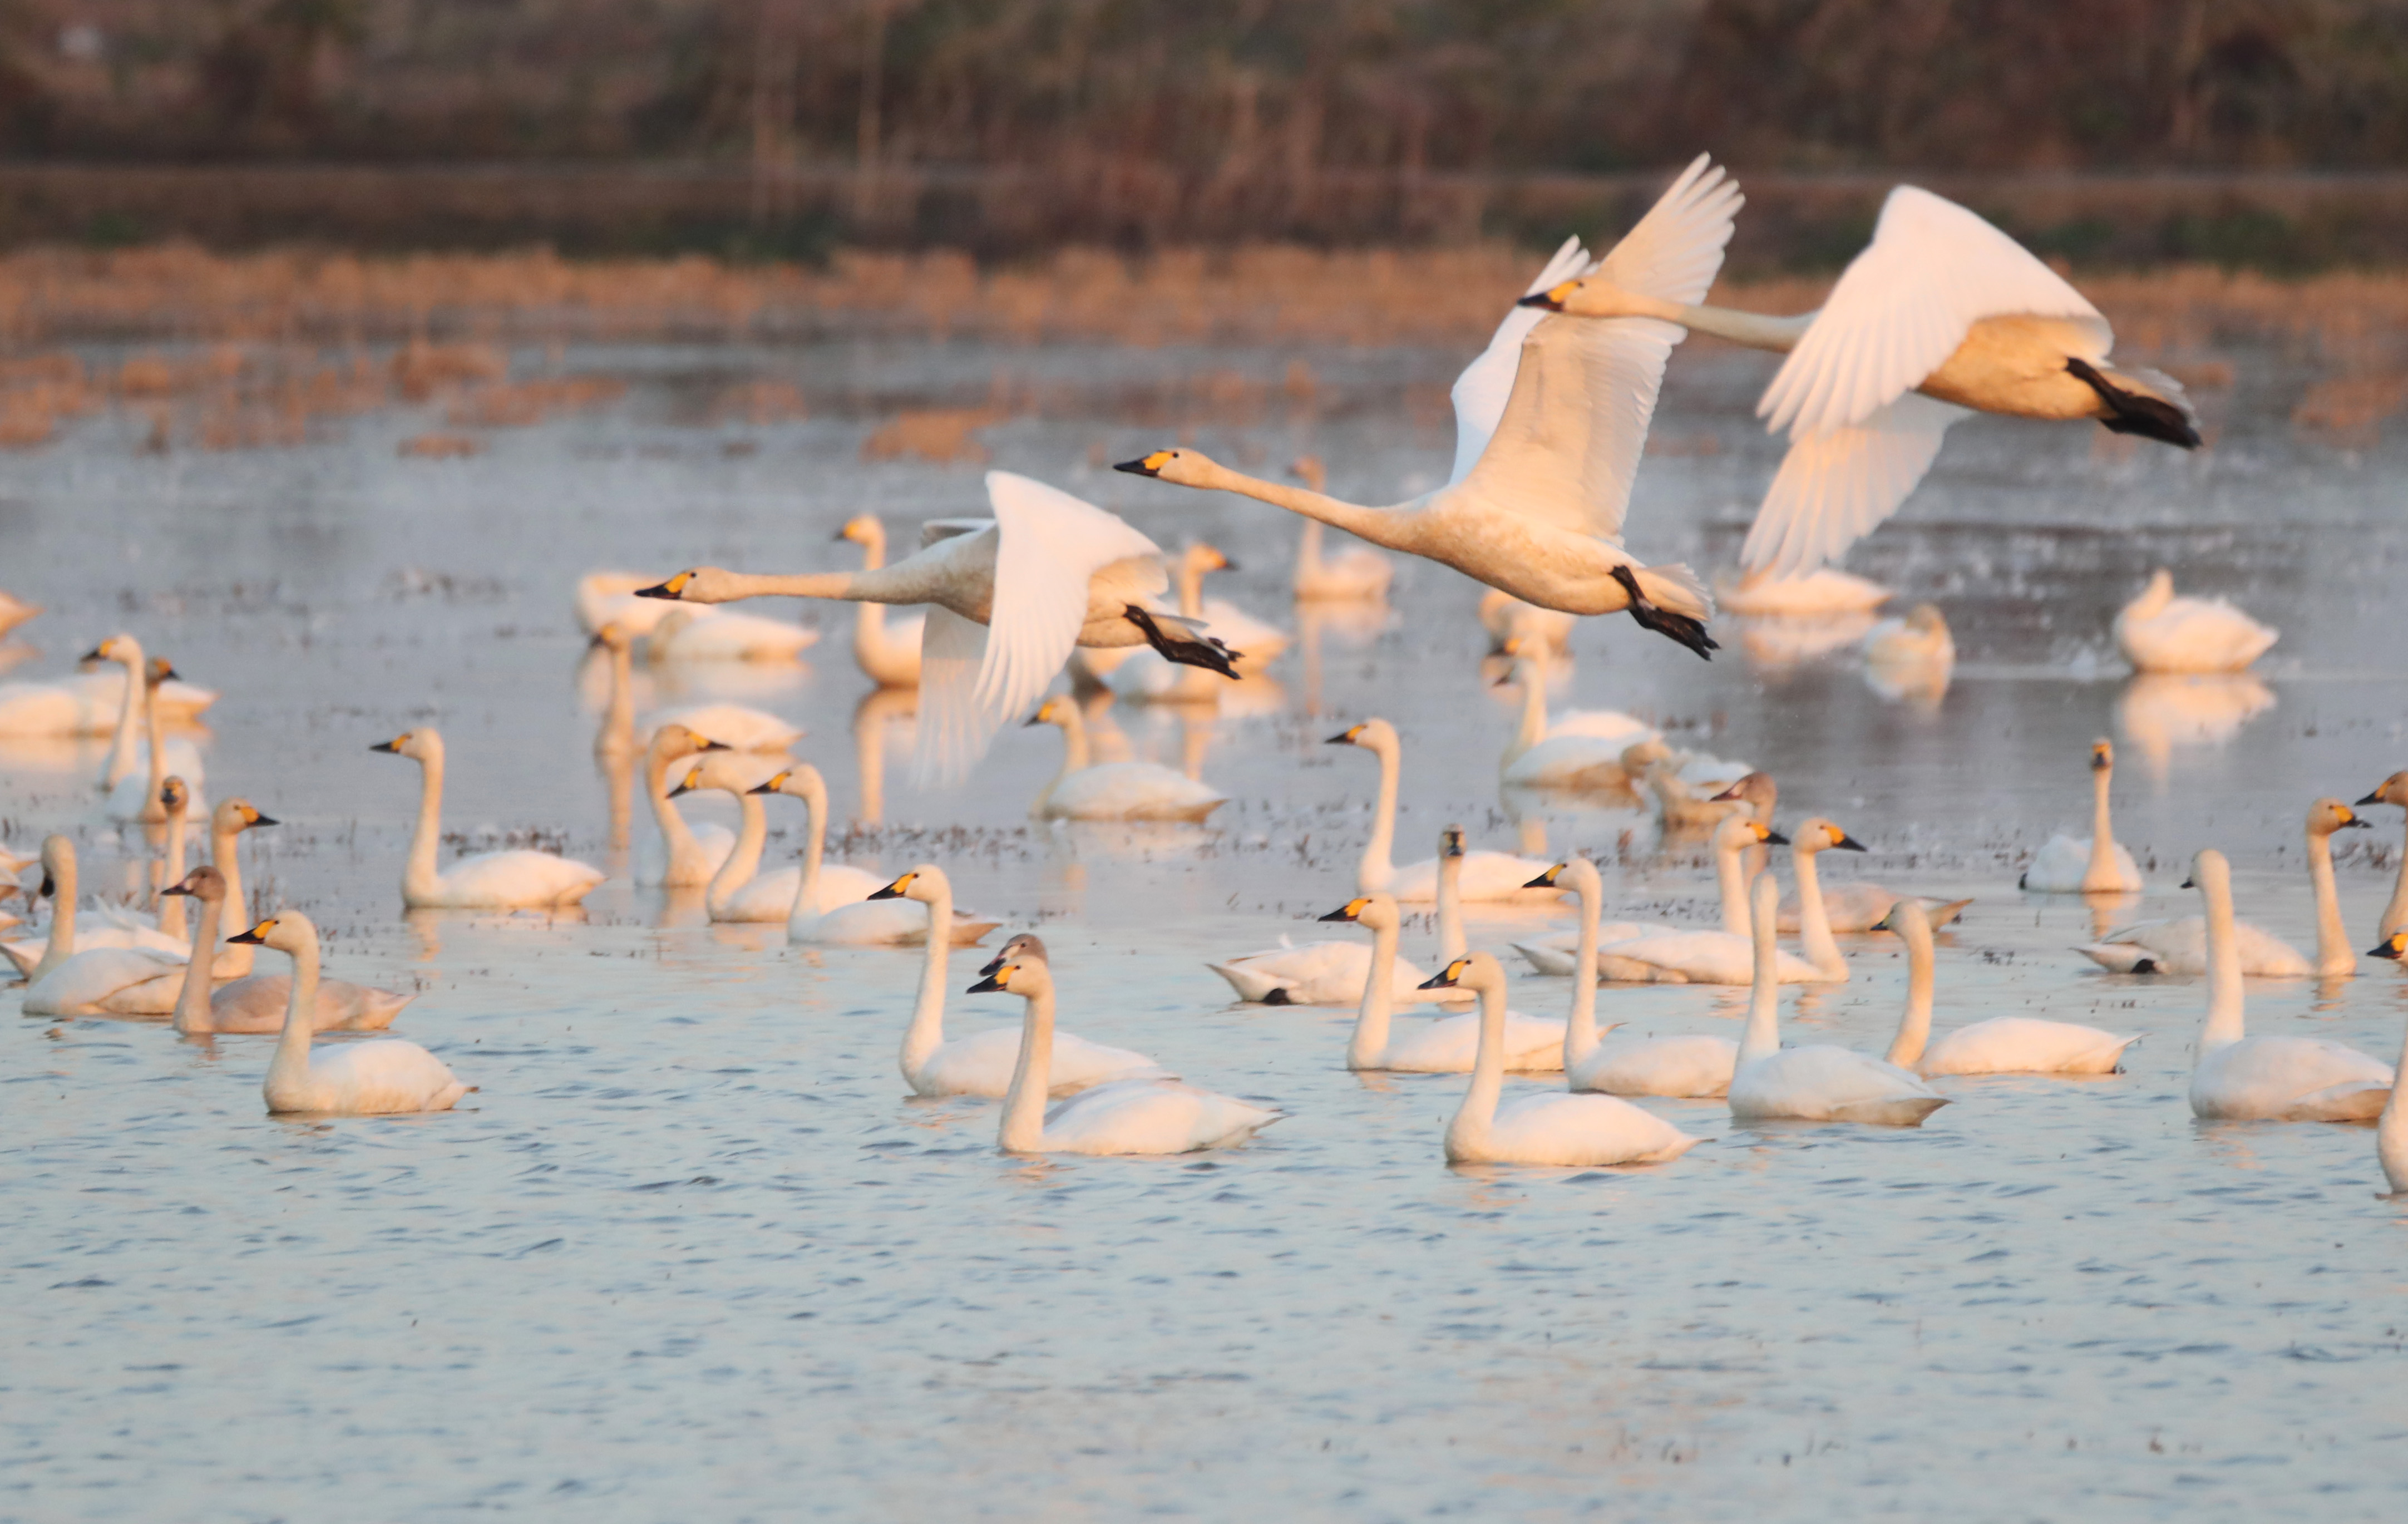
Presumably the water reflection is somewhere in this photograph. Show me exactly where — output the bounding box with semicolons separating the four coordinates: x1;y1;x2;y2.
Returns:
2118;674;2278;783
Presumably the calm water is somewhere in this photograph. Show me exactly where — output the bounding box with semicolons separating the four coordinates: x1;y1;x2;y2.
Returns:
5;336;2408;1520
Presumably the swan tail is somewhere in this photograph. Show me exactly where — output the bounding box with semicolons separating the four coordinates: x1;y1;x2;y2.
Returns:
2074;942;2155;974
1125;605;1241;679
2068;358;2201;448
1610;564;1718;661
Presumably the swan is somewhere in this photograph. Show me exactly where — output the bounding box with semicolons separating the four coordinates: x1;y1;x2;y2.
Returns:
99;651;205;824
1528;184;2199;578
1550;859;1736;1097
972;941;1282;1156
668;751;806;923
1025;695;1226;822
633;723;738;886
2185;849;2392;1121
1107;542;1289;699
1419;953;1699;1166
642;603;818;663
4;835;201;982
1780;816;1871;982
230;912;468;1115
162;867;411;1034
2020;738;2145;892
576;570;678;638
0;589;38;637
1329;718;1556;900
2077;798;2363;976
1728;874;1949;1125
2114;570;2277;674
1496;637;1661;791
1287;457;1392;601
371;728;606;909
1117;157;1744;659
21;935;186;1015
636;471;1238;785
0;650;208;737
1479;590;1578;656
835;515;926;687
748;764;994;945
1714;569;1892;616
1863;603;1955;668
1877;898;2137;1076
2360;771;2408;941
880;867;1166;1097
1509;858;1678;975
1319;893;1561;1072
65;657;214;726
1594;816;1826;985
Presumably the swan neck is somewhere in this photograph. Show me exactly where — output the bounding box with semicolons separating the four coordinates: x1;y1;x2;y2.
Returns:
171;891;223;1033
1176;559;1205;619
1793;851;1846;979
700;570;864;604
1674;300;1816;354
1346;915;1398;1069
1359;739;1400;892
1192;460;1412;550
2383;818;2408;939
1718;833;1752;939
156;812;189;940
1057;708;1091;773
2308;828;2352;975
599;642;634;749
36;850;74;976
1740;910;1782;1063
646;745;704;867
706;790;767;916
1884;916;1935;1068
788;777;831;929
2200;872;2246;1050
100;649;142;787
1436;855;1465;963
1512;662;1546;761
998;987;1055;1152
405;749;446;901
2086;765;2116;884
1446;979;1508;1158
900;885;953;1086
1565;875;1601;1068
268;933;320;1087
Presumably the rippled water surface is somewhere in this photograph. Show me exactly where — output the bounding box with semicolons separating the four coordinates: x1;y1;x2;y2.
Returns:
6;337;2408;1520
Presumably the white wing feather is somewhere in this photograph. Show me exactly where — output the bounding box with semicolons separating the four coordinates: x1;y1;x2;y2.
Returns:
1593;152;1744;311
1742;394;1970;577
1448;234;1593;486
1759;186;2111;437
912;605;988;787
1454;314;1680;543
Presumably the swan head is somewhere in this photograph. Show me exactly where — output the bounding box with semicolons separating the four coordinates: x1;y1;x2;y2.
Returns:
228;910;316;954
146;655;181;685
1321;893;1399;930
1868;897;1935;938
2089;738;2114;773
161;865;225;904
213;797;278;836
2357;771;2408;809
2370;930;2407;961
869;864;947;904
634;568;741;604
1182;542;1234;576
747;762;829;808
371;728;443;764
1325;717;1399;753
1513;275;1638;318
1714;815;1787;852
1113;448;1216;487
588;620;633;654
648;723;731;763
1417;951;1505;994
980;933;1046;977
1025;696;1074;730
834;514;884;548
968;947;1053;997
1706;770;1778;812
2309;798;2370;839
1523;859;1601;897
158;776;189;818
37;832;70;896
2179;848;2228;895
1793;817;1867;855
81;633;142;668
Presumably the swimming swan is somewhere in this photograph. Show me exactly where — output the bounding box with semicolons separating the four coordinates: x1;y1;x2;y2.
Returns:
1287;457;1393;601
372;728;606;909
162;867;411;1034
1320;894;1562;1072
2078;798;2362;976
87;638;205;822
230;912;468;1116
635;723;738;886
1591;816;1825;985
1727;874;1950;1126
1117;157;1745;659
1496;636;1661;791
973;942;1282;1156
881;868;1166;1098
1025;695;1226;822
2114;570;2277;674
835;515;926;687
636;472;1238;786
2019;738;2144;892
2185;849;2392;1121
3;835;206;984
2360;771;2408;941
1329;718;1556;900
1877;898;2136;1076
150;777;192;940
1549;859;1736;1097
749;765;994;945
1528;184;2199;578
1419;953;1699;1166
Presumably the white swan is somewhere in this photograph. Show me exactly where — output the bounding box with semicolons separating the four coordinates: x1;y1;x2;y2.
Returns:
230;912;468;1116
2114;570;2277;674
1728;874;1950;1126
2185;849;2392;1121
1322;894;1561;1071
100;654;206;825
1509;857;1677;976
2020;738;2144;892
882;868;1166;1097
634;723;738;886
642;603;819;663
1329;718;1556;900
1592;817;1825;985
1496;636;1661;791
1025;695;1226;822
973;941;1282;1156
1550;859;1735;1097
1418;953;1699;1166
371;728;606;909
2360;771;2408;941
747;764;994;946
1531;184;2198;578
1117;157;1741;657
636;471;1237;785
4;835;201;984
668;751;805;923
2078;798;2362;976
1878;898;2136;1076
162;867;411;1034
835;515;926;687
1287;457;1392;601
150;777;193;941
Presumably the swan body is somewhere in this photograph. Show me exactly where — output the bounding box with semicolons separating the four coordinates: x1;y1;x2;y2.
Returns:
162;867;409;1034
1545;859;1735;1097
1534;185;2199;578
1322;895;1562;1072
976;944;1281;1156
1778;885;1968;934
4;836;242;987
233;912;467;1116
747;764;989;945
2360;772;2408;943
2114;570;2276;674
836;515;926;686
2186;850;2392;1121
635;723;737;886
1593;816;1825;985
1208;937;1431;1006
1877;899;2136;1075
1421;953;1699;1166
1027;696;1225;821
643;604;818;663
1715;569;1892;616
0;663;211;737
882;869;1166;1098
24;944;189;1015
2077;918;2311;978
2020;737;2144;892
373;728;606;909
1496;637;1661;790
1329;718;1557;900
1728;875;1948;1126
638;472;1238;786
1289;461;1394;601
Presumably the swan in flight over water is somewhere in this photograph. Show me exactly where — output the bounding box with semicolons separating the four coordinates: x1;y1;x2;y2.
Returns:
1117;155;1745;659
637;472;1237;784
1527;184;2200;580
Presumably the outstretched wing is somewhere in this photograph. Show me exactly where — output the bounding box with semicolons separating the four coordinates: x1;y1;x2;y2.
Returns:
911;605;989;787
1759;186;2111;437
1455;313;1679;544
1741;394;1970;578
1448;235;1592;487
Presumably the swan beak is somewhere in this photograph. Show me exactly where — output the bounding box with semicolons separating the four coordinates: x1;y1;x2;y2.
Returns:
1325;726;1361;745
1516;283;1573;312
1869;908;1895;932
2371;934;2407;960
635;573;692;601
869;872;914;901
978;949;1009;976
2179;875;2196;889
77;644;106;663
2090;749;2111;771
667;781;694;798
1834;833;1869;852
1417;958;1472;990
1523;865;1566;889
696;737;732;752
2356;791;2383;806
1220;558;1240;574
1113;452;1171;478
748;771;789;795
228;919;274;945
158;665;181;682
1442;829;1464;858
1762;830;1790;846
369;737;403;753
2339;815;2371;830
159;882;193;899
250;812;279;827
1023;710;1048;727
1319;899;1368;923
829;526;852;542
37;874;52;899
966;967;1013;993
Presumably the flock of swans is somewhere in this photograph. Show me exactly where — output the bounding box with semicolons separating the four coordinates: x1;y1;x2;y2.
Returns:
1;154;2391;1189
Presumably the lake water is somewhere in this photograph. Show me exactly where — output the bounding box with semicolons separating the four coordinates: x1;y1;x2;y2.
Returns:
4;334;2407;1520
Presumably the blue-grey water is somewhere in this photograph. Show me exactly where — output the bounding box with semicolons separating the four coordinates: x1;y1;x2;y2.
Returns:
4;336;2407;1520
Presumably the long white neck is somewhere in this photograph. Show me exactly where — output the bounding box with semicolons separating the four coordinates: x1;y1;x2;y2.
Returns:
597;641;634;754
210;819;251;979
1563;869;1603;1071
139;684;167;820
156;809;189;940
647;744;706;871
2085;765;2119;887
1504;659;1546;769
2308;826;2353;978
2384;818;2408;940
899;884;955;1088
98;648;144;788
786;776;833;931
1717;831;1753;938
1033;713;1089;817
1792;850;1847;980
1187;458;1423;553
265;932;322;1098
998;986;1055;1152
170;891;224;1034
2199;869;2246;1052
32;852;76;982
1435;854;1466;963
1739;880;1782;1063
404;749;447;904
1345;915;1399;1071
704;788;767;918
1443;977;1507;1160
1883;907;1935;1068
1599;290;1818;353
1358;739;1400;893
